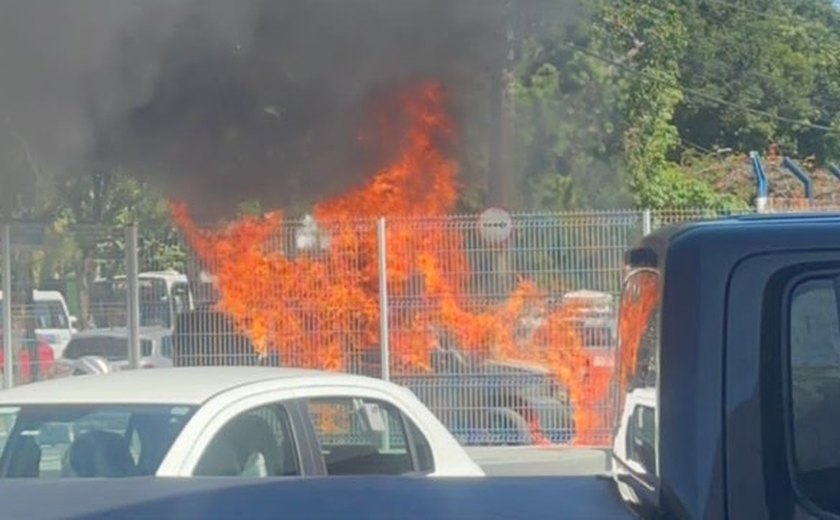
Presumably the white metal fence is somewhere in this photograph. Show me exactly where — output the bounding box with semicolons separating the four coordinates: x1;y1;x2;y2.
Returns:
1;203;836;447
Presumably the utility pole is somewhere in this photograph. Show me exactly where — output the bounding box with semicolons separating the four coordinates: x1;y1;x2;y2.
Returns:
487;0;518;209
24;261;38;382
485;0;519;301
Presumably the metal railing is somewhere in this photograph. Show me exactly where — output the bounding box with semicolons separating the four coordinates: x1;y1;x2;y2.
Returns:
1;204;838;446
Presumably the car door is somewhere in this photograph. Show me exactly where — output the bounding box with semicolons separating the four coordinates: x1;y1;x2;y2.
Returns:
296;390;436;477
725;250;840;519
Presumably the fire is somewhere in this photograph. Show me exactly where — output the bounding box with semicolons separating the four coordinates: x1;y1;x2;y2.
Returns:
616;270;660;408
172;80;612;445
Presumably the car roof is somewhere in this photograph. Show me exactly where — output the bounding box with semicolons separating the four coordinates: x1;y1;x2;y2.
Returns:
629;211;840;269
645;211;840;245
110;270;187;280
0;367;380;406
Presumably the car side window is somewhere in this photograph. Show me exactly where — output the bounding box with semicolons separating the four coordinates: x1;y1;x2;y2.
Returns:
306;397;414;475
171;283;190;315
194;404;299;477
160;336;173;358
788;276;840;513
404;416;434;473
141;339;153;357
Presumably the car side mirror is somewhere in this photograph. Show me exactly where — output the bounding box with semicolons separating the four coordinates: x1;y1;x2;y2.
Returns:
69;316;78;328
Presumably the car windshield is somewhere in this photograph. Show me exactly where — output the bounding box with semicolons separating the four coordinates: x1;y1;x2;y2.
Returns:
0;404;196;478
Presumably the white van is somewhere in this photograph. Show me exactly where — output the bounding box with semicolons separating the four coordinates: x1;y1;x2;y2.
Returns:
0;290;78;358
91;270;194;330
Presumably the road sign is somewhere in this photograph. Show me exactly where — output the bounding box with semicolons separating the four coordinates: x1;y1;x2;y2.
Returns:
477;207;513;244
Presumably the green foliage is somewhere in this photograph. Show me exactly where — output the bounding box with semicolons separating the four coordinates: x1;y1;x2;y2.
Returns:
649;163;748;210
592;0;692;208
512;17;630;210
55;170;184;277
12;170;184;287
0;127;61;222
237;200;264;217
676;0;840;162
467;0;840;210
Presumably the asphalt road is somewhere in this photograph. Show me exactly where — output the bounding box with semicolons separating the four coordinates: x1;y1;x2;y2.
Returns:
465;446;611;477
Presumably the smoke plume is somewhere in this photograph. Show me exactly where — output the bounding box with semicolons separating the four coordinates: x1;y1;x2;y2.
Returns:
0;0;514;220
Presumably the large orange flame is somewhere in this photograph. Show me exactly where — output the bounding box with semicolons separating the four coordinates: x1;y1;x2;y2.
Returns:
615;269;660;417
172;80;613;445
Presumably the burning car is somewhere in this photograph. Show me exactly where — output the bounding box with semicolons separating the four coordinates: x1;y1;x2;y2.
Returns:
354;342;576;446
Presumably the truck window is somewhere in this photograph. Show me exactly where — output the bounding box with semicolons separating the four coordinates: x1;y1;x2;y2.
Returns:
614;267;661;479
617;269;661;402
788;276;840;513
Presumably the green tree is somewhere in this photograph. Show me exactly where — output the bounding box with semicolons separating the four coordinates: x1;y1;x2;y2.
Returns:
586;0;814;209
676;0;840;162
511;8;629;211
53;168;183;327
593;0;693;208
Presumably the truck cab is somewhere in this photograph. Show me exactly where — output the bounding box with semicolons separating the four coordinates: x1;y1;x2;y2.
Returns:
611;213;840;519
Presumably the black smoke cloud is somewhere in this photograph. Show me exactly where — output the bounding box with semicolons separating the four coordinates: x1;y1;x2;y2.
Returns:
1;0;511;220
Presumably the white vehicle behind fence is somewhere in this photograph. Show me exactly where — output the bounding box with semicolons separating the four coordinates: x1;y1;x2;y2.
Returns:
91;270;194;330
0;367;485;479
53;326;174;376
0;290;77;358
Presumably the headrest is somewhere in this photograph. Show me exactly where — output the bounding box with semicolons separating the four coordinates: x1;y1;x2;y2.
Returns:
67;430;136;478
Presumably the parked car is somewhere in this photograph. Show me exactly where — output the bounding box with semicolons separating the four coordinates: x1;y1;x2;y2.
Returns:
171;306;262;367
0;366;484;479
53;327;174;376
400;357;575;446
355;345;575;446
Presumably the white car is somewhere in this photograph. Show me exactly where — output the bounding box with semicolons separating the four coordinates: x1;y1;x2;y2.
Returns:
0;367;484;479
53;326;174;377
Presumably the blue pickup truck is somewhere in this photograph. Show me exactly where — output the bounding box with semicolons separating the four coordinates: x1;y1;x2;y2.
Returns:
1;213;839;519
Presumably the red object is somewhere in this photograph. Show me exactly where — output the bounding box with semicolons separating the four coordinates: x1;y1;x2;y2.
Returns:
0;341;55;383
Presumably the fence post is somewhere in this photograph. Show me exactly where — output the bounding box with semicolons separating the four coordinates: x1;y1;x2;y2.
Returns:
642;209;652;236
2;224;13;389
377;217;390;382
126;226;141;370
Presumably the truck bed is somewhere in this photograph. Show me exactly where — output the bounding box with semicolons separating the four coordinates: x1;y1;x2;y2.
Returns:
0;475;634;519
